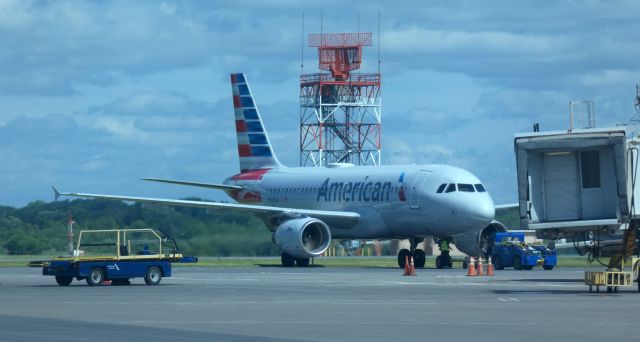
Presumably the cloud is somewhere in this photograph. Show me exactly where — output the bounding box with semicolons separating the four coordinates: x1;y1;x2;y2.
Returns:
0;91;239;206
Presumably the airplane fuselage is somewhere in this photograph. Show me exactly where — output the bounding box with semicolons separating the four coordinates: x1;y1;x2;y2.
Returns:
224;164;495;239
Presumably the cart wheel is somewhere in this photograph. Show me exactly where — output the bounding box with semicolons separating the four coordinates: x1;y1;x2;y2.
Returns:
614;287;619;293
55;276;73;286
144;266;162;286
86;268;104;286
513;257;523;270
607;286;613;293
589;286;592;293
494;256;504;270
543;265;554;270
596;286;600;292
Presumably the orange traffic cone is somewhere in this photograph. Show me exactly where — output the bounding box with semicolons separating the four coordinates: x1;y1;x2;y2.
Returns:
467;256;477;276
403;255;411;276
487;256;495;276
409;256;417;276
478;257;484;276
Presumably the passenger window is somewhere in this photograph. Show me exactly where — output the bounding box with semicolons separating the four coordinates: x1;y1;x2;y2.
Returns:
445;183;456;193
457;184;475;192
474;184;486;192
436;184;447;193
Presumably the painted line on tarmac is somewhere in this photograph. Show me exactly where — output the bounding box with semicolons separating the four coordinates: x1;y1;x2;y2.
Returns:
497;297;520;302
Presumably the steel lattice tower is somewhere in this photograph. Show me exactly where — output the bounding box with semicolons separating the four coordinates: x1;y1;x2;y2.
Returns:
300;32;381;167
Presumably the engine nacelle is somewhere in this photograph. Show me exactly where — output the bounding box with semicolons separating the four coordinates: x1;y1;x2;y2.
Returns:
452;221;508;257
273;218;332;258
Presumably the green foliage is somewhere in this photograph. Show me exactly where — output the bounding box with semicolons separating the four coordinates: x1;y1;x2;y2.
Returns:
0;199;273;256
495;207;520;230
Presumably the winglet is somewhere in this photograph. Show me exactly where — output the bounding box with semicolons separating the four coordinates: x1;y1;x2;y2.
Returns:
52;186;61;202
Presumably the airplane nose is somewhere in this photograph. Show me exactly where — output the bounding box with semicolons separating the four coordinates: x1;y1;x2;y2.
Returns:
462;197;495;227
473;200;495;223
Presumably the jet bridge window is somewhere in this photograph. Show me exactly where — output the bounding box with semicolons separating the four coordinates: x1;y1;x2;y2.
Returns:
445;183;456;193
474;184;486;192
581;151;601;188
436;184;447;193
457;184;475;192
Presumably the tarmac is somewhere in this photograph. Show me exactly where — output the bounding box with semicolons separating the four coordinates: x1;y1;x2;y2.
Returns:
1;264;639;342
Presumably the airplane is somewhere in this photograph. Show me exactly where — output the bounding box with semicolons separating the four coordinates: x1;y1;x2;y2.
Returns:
54;73;508;268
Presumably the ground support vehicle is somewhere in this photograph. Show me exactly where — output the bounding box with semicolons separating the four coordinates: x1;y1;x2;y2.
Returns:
39;228;197;286
583;256;640;293
489;232;557;270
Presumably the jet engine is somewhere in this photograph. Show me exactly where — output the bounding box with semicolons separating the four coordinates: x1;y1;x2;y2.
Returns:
452;221;508;257
273;218;332;258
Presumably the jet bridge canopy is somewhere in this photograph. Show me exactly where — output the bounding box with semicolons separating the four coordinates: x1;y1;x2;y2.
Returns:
514;128;631;238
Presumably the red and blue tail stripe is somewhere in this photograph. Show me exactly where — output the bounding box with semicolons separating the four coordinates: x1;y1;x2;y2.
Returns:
230;73;282;173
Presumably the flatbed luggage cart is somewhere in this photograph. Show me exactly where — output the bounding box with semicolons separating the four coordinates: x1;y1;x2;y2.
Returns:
37;228;197;286
584;257;640;293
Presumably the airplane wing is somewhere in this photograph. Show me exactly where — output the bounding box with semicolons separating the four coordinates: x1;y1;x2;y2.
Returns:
52;186;360;230
141;178;243;191
495;203;519;210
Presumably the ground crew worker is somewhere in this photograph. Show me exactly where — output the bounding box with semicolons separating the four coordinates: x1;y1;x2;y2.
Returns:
438;238;451;268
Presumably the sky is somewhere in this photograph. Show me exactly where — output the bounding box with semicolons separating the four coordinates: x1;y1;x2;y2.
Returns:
1;0;639;207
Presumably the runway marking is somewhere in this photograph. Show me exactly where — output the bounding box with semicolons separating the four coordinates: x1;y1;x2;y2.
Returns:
497;297;520;302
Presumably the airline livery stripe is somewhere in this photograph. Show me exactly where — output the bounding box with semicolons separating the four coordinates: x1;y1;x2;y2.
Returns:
239;96;254;108
236;133;249;145
238;144;251;157
231;73;246;84
243;108;259;120
245;121;263;133
248;133;268;145
233;95;241;108
250;146;272;157
235;120;247;132
238;84;250;96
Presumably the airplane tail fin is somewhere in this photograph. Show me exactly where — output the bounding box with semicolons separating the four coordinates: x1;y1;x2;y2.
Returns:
230;73;283;173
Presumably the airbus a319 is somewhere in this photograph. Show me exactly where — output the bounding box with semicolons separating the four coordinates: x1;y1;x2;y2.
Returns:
55;73;508;268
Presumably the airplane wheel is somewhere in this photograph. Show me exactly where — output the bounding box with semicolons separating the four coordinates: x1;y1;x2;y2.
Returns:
462;259;468;270
281;252;295;267
397;249;410;268
413;250;426;268
296;258;310;267
435;255;443;269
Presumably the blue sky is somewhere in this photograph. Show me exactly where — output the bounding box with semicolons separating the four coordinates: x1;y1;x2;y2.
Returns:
1;0;639;207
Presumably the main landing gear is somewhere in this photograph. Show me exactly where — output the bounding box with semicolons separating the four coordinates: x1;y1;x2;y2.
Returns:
397;237;426;269
281;252;310;267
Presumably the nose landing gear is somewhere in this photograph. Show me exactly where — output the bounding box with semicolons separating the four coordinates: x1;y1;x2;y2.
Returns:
397;237;426;269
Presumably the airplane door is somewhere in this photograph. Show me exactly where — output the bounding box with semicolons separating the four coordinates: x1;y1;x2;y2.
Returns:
408;171;430;209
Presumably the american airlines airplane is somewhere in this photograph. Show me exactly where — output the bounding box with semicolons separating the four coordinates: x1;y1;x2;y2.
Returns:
54;73;507;268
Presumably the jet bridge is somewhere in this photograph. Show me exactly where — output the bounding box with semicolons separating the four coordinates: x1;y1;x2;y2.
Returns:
514;127;637;239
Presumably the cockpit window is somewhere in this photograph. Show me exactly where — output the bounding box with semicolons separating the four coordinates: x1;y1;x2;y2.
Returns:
436;183;447;193
445;183;456;193
474;184;486;192
457;184;475;192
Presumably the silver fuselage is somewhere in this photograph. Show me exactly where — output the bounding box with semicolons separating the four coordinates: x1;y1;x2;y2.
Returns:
224;164;495;239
